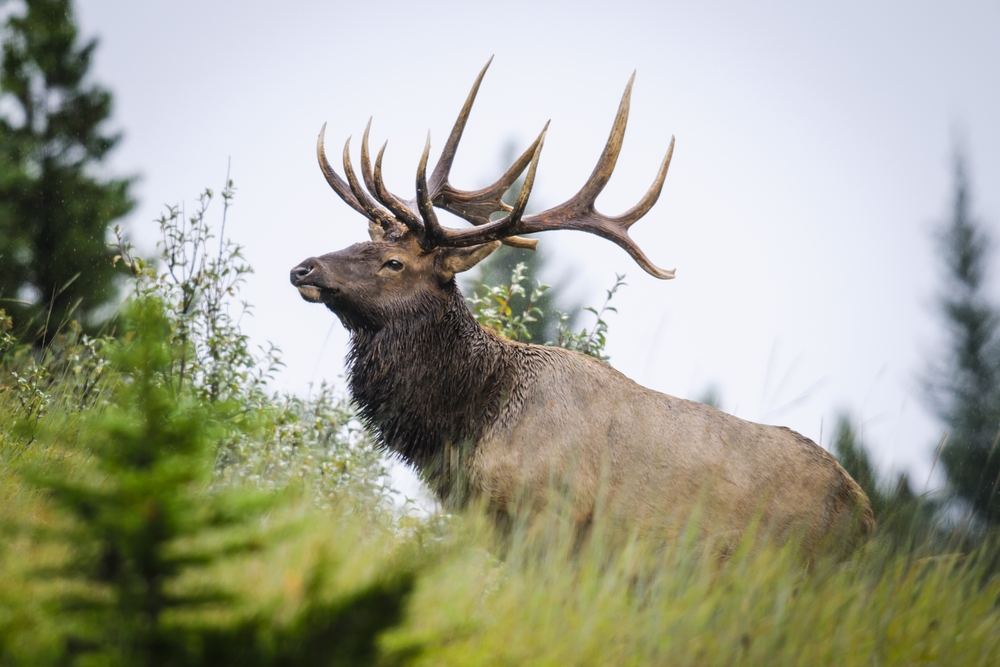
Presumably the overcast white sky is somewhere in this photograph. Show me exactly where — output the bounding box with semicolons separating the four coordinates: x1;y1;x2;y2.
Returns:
74;0;1000;488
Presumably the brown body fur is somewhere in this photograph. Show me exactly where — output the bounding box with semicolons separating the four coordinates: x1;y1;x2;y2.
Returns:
476;345;873;554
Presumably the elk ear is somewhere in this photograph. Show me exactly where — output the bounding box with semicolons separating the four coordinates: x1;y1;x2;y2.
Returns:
368;219;385;242
436;241;502;281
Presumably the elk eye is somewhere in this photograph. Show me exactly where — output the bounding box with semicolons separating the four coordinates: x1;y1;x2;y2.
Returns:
382;259;404;271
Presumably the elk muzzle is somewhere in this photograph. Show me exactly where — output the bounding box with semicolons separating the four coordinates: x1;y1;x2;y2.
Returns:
290;259;325;303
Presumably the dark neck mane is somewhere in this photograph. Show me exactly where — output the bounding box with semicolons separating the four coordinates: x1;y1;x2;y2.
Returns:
344;283;516;495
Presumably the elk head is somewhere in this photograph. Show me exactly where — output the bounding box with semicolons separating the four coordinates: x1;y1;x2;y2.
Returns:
290;58;676;330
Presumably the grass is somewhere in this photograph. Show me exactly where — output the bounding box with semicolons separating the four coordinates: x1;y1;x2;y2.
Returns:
377;507;1000;666
9;458;998;666
4;356;1000;666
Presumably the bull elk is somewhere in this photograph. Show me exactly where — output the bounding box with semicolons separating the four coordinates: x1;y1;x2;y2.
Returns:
290;60;873;555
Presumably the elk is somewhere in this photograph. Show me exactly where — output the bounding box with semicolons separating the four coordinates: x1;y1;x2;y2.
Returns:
290;60;873;555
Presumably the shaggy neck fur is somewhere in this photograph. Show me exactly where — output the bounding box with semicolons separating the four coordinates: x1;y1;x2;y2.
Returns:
343;282;519;499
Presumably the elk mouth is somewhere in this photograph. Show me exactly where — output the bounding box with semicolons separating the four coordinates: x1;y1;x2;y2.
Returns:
296;285;324;303
296;284;343;305
291;262;341;304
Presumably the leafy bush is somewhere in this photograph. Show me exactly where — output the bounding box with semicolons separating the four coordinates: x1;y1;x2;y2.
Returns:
551;273;626;362
110;184;394;507
469;262;625;362
113;181;279;407
468;262;549;342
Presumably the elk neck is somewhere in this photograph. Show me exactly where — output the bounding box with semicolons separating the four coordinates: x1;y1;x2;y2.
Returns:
344;280;521;495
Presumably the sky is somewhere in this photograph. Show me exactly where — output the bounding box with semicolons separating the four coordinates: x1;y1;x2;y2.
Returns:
73;0;1000;490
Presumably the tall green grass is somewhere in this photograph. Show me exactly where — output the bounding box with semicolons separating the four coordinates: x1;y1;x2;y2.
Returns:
4;305;1000;665
383;509;1000;665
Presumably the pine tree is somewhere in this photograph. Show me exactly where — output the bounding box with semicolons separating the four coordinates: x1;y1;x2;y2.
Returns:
28;297;265;664
28;297;417;666
925;148;1000;523
0;0;134;342
832;413;925;544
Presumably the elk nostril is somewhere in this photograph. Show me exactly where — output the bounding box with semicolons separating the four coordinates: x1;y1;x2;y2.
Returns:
290;264;314;284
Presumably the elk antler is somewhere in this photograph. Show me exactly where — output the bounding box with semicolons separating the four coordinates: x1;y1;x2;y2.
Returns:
411;72;675;279
317;60;675;278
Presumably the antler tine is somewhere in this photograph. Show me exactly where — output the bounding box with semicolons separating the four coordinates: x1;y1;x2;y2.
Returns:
362;120;425;235
317;123;368;218
373;141;427;235
427;56;492;198
416;132;444;249
507;123;547;224
615;134;674;229
341;135;396;234
483;122;548;240
359;118;379;197
569;70;637;210
422;57;539;250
